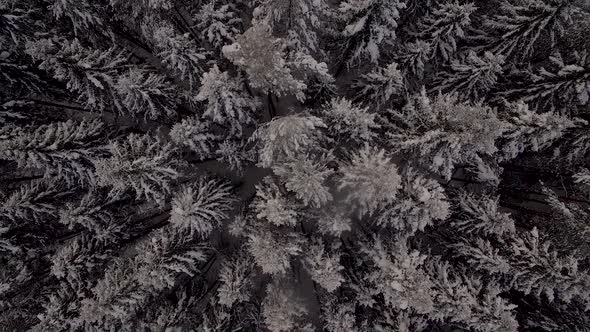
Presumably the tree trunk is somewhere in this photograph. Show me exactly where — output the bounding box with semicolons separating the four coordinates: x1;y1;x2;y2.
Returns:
267;92;276;120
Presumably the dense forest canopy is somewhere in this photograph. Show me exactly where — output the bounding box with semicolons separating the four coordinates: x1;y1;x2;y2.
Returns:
2;0;590;331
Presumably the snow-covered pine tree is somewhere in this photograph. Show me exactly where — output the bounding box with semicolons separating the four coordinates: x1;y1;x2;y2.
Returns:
316;206;352;237
453;227;590;307
358;236;435;315
426;260;519;331
319;98;381;144
351;62;405;108
253;0;328;55
250;113;326;168
388;89;508;179
413;1;477;63
94;133;183;205
196;64;260;136
222;21;307;101
0;178;69;227
375;167;450;234
338;145;402;217
434;51;505;101
114;68;178;120
193;1;241;49
302;239;344;293
452;191;516;237
252;177;299;227
499;100;580;161
217;252;253;308
27;37;179;119
170;177;233;237
109;0;173;18
247;226;305;275
272;153;334;208
58;188;127;242
169;116;217;161
50;0;107;38
0;119;108;184
481;0;579;60
501;51;590;112
145;19;207;91
79;225;208;329
337;0;406;65
395;40;432;82
25;38;128;113
262;279;313;332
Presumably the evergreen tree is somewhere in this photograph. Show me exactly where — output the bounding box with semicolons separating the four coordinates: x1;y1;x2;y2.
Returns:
337;0;406;64
169;116;217;160
146;20;207;91
413;1;477;63
338;145;402;216
194;1;241;49
223;22;307;101
25;39;128;113
254;0;328;55
196;64;260;136
351;62;405;108
481;0;579;60
0;119;108;184
250;113;326;168
170;177;233;237
320;98;381;144
94;133;183;204
388;90;508;179
434;51;505;101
